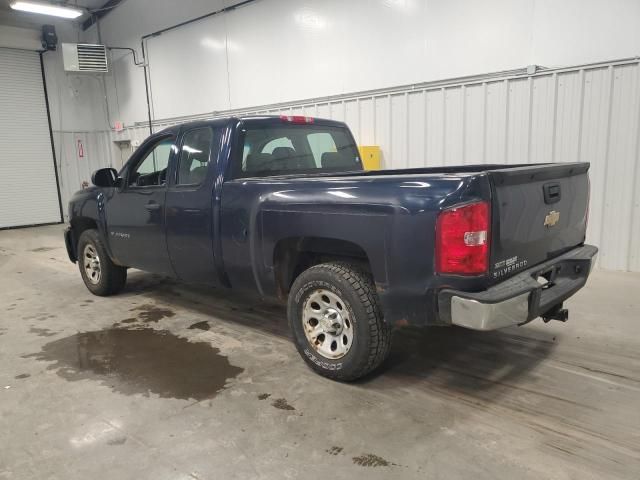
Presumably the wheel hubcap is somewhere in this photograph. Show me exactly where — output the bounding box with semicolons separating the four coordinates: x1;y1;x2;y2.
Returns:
302;289;354;359
83;244;101;285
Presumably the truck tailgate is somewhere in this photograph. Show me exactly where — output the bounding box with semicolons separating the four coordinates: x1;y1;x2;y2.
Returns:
488;163;590;282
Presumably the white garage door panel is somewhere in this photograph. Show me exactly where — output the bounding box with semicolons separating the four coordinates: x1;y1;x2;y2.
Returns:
0;48;60;228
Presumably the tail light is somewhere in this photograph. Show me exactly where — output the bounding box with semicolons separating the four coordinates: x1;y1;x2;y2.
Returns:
436;201;490;275
280;115;314;124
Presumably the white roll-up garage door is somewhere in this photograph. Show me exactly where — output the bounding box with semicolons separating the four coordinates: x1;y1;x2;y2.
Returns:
0;48;61;228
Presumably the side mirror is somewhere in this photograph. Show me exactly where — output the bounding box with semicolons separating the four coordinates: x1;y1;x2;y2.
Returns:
91;168;119;188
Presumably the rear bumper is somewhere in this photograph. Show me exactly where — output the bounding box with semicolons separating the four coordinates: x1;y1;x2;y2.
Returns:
437;244;598;331
64;226;77;263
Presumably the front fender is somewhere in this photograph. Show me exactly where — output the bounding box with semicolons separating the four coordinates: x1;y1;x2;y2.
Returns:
67;187;113;259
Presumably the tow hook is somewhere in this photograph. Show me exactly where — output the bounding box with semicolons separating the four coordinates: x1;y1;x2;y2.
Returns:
542;304;569;323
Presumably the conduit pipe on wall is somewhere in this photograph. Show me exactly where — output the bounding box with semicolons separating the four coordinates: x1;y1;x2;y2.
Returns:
138;0;260;134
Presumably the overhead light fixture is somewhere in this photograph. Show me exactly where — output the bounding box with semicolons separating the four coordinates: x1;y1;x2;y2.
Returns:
10;1;84;19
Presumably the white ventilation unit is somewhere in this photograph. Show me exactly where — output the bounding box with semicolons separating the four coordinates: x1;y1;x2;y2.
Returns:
62;43;108;73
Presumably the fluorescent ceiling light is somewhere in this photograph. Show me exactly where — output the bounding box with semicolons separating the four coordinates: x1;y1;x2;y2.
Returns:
10;1;84;19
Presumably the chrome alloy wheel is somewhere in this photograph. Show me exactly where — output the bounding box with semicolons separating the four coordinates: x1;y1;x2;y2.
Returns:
302;288;354;359
83;244;101;285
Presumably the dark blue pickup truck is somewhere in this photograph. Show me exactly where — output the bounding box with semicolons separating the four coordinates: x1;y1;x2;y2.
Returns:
65;115;597;380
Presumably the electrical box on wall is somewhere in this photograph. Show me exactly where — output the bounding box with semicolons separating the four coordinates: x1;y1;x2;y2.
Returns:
62;43;108;73
358;146;381;170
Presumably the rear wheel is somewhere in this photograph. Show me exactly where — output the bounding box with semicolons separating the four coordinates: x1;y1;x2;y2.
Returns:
77;229;127;296
287;262;391;381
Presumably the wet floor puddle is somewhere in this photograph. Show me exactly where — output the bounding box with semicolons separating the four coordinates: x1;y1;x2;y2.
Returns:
188;321;210;331
130;304;175;323
25;328;243;400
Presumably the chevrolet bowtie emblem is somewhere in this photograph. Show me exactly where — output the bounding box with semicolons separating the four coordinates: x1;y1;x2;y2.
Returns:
544;210;560;227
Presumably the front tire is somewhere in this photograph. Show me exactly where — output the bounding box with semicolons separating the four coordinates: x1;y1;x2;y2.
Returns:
287;262;391;381
77;229;127;296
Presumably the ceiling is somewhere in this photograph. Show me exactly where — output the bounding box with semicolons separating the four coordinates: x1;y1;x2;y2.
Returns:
0;0;107;29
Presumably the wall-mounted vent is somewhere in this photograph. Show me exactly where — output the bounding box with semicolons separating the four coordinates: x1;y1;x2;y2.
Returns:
62;43;108;73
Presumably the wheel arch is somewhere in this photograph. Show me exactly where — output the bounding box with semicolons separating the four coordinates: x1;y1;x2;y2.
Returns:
68;216;99;260
272;236;374;299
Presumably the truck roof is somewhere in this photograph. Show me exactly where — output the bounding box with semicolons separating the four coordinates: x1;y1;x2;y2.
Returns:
155;115;348;136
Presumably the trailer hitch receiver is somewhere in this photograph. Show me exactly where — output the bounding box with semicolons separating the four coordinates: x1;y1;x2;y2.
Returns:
542;303;569;323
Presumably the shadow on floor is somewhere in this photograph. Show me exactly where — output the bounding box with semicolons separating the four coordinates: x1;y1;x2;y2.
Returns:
121;271;557;402
359;325;556;405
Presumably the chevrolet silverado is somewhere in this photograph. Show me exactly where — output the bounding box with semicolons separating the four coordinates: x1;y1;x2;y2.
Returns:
64;115;597;380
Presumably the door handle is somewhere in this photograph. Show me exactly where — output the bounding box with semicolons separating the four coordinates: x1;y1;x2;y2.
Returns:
543;182;561;204
145;202;161;211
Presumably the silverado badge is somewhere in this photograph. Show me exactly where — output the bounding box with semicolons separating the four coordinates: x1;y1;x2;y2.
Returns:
544;210;560;227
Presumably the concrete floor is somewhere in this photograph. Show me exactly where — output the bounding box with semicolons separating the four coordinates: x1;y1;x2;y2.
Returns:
1;225;639;480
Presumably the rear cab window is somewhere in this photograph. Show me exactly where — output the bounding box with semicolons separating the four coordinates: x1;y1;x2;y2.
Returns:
236;120;362;178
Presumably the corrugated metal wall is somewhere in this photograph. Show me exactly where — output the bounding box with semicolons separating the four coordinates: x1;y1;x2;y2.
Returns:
54;57;640;271
52;131;114;209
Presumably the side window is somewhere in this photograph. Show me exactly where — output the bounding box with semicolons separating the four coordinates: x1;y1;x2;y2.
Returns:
129;137;175;187
177;128;214;185
262;137;293;153
307;132;337;167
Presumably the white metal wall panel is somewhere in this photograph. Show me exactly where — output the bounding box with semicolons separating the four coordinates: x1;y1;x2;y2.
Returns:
0;48;60;228
506;78;530;165
93;0;640;127
464;84;485;165
530;75;555;164
580;67;611;256
485;81;508;164
444;88;464;166
601;64;640;270
358;98;375;146
407;92;425;168
374;97;390;165
390;94;408;169
55;58;640;271
52;130;120;219
555;71;582;164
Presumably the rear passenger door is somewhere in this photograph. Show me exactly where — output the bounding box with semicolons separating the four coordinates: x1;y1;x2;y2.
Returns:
165;126;223;284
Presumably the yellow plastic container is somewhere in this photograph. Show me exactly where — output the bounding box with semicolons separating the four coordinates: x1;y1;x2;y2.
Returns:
358;145;381;170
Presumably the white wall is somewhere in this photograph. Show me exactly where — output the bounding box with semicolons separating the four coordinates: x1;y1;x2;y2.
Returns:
41;22;108;133
0;22;106;133
88;0;640;126
0;20;110;205
82;0;227;128
48;0;640;271
95;57;640;272
25;22;111;200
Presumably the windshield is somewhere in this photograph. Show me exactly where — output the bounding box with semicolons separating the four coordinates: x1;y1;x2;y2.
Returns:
234;123;362;178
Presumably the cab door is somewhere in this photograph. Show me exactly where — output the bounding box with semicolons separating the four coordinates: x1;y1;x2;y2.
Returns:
105;133;176;275
165;126;222;284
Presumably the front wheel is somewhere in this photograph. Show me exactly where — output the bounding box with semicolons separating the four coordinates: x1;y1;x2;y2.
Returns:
287;262;391;381
77;229;127;296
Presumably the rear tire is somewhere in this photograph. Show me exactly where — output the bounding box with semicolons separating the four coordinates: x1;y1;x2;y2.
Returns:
287;262;391;381
77;229;127;296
